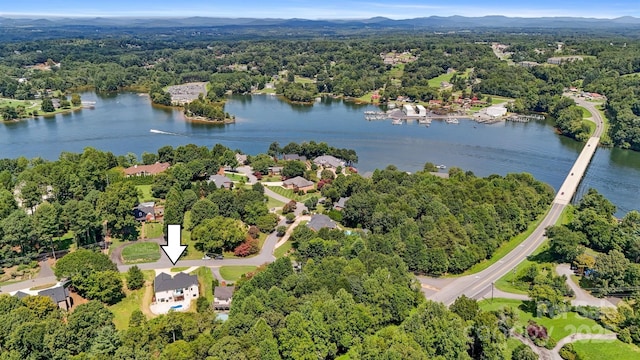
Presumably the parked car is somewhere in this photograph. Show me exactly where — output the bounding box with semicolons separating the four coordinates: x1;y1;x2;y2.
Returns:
204;253;224;260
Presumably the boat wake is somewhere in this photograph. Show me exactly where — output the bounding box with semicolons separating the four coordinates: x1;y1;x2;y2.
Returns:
150;129;181;136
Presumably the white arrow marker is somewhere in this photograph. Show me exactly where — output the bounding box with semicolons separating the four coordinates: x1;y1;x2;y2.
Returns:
161;224;187;265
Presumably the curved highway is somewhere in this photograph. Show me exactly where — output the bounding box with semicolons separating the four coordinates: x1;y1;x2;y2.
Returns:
429;96;604;305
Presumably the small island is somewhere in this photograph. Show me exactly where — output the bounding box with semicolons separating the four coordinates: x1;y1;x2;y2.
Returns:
1;92;84;122
150;82;235;124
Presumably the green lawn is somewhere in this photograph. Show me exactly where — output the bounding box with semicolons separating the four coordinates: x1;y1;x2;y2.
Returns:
294;76;315;84
388;63;404;79
427;72;455;88
595;105;612;145
224;172;248;182
557;205;575;226
578;106;591;118
267;186;315;202
479;298;611;343
220;265;257;282
191;267;214;302
108;270;155;330
266;196;286;210
457;209;549;276
490;96;513;104
143;222;163;239
274;241;293;258
135;185;157;202
121;242;161;264
573;339;640;360
171;266;190;272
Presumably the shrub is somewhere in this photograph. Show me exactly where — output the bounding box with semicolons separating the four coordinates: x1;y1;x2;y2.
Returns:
234;238;260;257
276;226;287;237
282;200;297;214
196;297;210;313
248;225;260;239
285;213;296;223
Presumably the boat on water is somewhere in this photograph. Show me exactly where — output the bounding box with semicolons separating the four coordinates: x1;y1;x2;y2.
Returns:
418;117;432;124
436;164;446;169
445;117;459;124
391;119;402;125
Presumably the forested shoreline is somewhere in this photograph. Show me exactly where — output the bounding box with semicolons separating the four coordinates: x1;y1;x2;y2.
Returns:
1;31;640;149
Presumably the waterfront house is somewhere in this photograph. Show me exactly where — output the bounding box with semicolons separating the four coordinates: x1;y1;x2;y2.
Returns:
269;166;283;175
123;162;170;177
213;286;235;310
235;153;248;165
313;155;344;169
154;272;199;304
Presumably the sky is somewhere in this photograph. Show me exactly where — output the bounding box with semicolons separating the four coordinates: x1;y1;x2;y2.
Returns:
0;0;637;19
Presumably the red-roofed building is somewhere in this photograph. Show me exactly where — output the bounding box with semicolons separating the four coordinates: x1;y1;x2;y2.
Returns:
123;162;170;177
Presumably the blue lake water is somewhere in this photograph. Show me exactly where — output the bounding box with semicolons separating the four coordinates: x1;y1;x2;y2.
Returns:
1;92;639;216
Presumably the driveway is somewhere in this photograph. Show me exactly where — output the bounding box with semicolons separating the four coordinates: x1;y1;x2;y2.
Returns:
556;264;615;308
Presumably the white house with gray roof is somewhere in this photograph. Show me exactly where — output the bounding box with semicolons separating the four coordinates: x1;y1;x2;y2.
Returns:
313;155;344;169
154;272;199;304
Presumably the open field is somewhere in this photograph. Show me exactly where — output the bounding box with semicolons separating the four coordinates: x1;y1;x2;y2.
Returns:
428;72;455;88
294;76;315;84
479;298;611;343
122;242;161;264
220;265;257;282
224;172;248;182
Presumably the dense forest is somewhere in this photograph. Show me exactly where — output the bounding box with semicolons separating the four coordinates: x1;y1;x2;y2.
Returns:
1;32;640;149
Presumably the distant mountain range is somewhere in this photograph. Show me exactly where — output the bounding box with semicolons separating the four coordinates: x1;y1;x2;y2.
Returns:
1;15;640;29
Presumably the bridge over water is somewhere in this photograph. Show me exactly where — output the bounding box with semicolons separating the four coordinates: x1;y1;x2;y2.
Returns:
428;96;604;305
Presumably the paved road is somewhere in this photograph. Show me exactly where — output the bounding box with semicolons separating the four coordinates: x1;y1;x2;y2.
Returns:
429;95;605;305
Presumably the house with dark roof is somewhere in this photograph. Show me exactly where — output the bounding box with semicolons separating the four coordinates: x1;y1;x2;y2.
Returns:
313;155;344;169
208;174;233;189
307;214;337;231
12;282;72;310
333;197;350;211
269;166;283;175
283;176;315;192
154;272;199;303
213;286;235;310
282;154;307;162
123;162;170;177
133;201;156;222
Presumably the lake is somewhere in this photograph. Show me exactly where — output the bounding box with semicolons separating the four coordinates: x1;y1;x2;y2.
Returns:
1;92;639;216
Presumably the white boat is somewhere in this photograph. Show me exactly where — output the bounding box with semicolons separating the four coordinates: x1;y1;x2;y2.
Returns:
445;117;459;124
436;164;446;169
391;119;402;125
418;117;432;124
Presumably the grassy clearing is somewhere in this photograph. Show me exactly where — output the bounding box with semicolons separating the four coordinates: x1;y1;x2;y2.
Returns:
491;96;513;104
479;298;611;343
458;209;549;276
494;240;550;294
294;76;315;84
108;270;155;330
388;63;404;79
573;339;640;359
578;106;591;118
191;267;214;302
557;205;575;226
427;72;455;88
220;265;257;282
356;92;377;103
583;120;596;136
266;186;315;202
266;196;286;210
135;185;157;202
122;242;161;264
594;105;612;145
274;240;293;258
143;222;163;239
